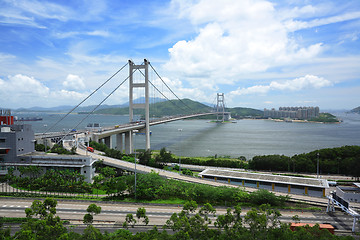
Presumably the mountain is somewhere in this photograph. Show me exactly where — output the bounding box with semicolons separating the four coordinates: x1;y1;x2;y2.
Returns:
10;98;263;118
92;98;212;117
12;97;166;113
350;106;360;114
227;107;263;118
91;98;263;118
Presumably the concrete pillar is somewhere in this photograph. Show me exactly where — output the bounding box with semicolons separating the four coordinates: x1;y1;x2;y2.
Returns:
129;59;151;151
116;133;123;152
92;134;99;143
125;131;132;154
104;136;112;148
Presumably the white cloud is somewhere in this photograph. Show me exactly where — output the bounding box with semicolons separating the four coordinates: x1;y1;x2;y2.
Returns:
164;0;325;88
229;75;332;96
285;11;360;31
0;74;88;108
63;74;86;90
54;30;110;39
0;52;16;61
0;74;49;96
8;0;73;22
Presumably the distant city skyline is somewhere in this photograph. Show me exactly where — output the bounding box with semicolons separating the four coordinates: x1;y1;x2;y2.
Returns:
0;0;359;110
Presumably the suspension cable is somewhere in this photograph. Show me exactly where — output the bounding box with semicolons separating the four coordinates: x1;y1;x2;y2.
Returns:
136;67;190;114
46;62;129;134
148;79;189;113
56;68;138;145
149;63;194;113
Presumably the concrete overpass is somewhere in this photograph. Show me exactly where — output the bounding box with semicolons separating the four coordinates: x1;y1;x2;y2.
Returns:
91;111;231;154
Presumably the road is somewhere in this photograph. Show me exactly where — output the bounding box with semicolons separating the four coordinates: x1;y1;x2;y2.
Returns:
67;140;360;212
0;198;358;233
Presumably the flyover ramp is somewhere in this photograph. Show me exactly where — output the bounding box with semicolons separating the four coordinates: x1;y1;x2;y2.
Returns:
64;141;360;210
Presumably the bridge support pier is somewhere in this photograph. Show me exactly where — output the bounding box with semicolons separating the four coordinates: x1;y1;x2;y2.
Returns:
104;136;112;149
124;131;132;154
116;133;123;152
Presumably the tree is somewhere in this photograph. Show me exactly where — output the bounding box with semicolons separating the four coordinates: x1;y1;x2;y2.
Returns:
83;204;102;225
244;204;282;239
16;198;68;240
123;213;137;229
136;207;149;225
138;149;152;165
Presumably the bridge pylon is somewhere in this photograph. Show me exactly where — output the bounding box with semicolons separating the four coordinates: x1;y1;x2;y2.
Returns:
128;59;151;153
216;93;225;122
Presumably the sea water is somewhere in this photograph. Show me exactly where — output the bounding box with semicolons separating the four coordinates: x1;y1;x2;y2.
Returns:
14;111;360;159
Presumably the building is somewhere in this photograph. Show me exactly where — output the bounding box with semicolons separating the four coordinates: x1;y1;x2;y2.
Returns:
199;169;329;197
335;183;360;203
263;106;320;120
0;124;35;163
0;109;96;183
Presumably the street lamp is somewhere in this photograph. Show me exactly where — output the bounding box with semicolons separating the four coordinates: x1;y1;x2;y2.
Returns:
178;129;182;174
133;130;139;200
317;151;320;178
43;124;47;153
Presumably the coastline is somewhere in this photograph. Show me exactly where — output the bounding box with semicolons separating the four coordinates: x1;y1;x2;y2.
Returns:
266;118;341;124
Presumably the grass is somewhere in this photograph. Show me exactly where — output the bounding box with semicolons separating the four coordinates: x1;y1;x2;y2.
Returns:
0;217;28;223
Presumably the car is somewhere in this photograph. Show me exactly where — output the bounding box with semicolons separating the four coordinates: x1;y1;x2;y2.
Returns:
87;147;94;152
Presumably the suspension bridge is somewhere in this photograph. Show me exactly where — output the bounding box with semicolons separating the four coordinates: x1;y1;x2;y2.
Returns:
40;59;230;153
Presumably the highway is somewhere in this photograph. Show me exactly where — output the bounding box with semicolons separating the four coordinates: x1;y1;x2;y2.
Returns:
67;140;360;213
0;198;357;233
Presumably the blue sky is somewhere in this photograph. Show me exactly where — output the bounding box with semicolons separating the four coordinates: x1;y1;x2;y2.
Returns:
0;0;359;110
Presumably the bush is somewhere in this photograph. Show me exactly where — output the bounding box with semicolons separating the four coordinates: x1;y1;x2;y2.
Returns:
249;189;287;207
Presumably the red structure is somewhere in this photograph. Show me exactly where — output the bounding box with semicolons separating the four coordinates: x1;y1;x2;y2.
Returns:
0;109;13;125
290;223;335;234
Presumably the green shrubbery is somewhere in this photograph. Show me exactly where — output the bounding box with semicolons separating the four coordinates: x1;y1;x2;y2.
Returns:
96;171;288;207
7;166;92;193
248;146;360;179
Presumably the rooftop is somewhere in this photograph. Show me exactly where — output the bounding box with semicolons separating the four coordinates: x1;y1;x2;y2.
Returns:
199;169;329;188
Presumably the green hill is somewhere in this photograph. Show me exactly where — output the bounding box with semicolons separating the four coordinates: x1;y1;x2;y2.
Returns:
90;98;263;118
227;107;263;118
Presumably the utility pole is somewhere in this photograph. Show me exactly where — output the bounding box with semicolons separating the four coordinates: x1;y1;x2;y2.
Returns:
317;151;320;178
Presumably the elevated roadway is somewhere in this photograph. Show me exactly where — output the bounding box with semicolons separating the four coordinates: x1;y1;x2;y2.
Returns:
91;112;230;140
65;140;360;212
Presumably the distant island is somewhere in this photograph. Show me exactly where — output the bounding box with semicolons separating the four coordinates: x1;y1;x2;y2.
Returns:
350;106;360;114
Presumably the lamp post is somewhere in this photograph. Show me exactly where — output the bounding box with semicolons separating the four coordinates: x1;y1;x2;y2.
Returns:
317;151;320;178
43;124;47;153
178;129;182;174
133;130;139;200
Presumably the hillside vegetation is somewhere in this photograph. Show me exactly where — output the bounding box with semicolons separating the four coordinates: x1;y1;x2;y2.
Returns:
90;98;263;118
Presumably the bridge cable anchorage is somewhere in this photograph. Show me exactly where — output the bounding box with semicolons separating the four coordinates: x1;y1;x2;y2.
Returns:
137;69;190;114
149;63;195;113
55;68;141;145
45;62;129;134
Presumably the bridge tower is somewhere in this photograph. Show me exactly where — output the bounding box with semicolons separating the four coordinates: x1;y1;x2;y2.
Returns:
128;59;151;153
216;93;225;122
